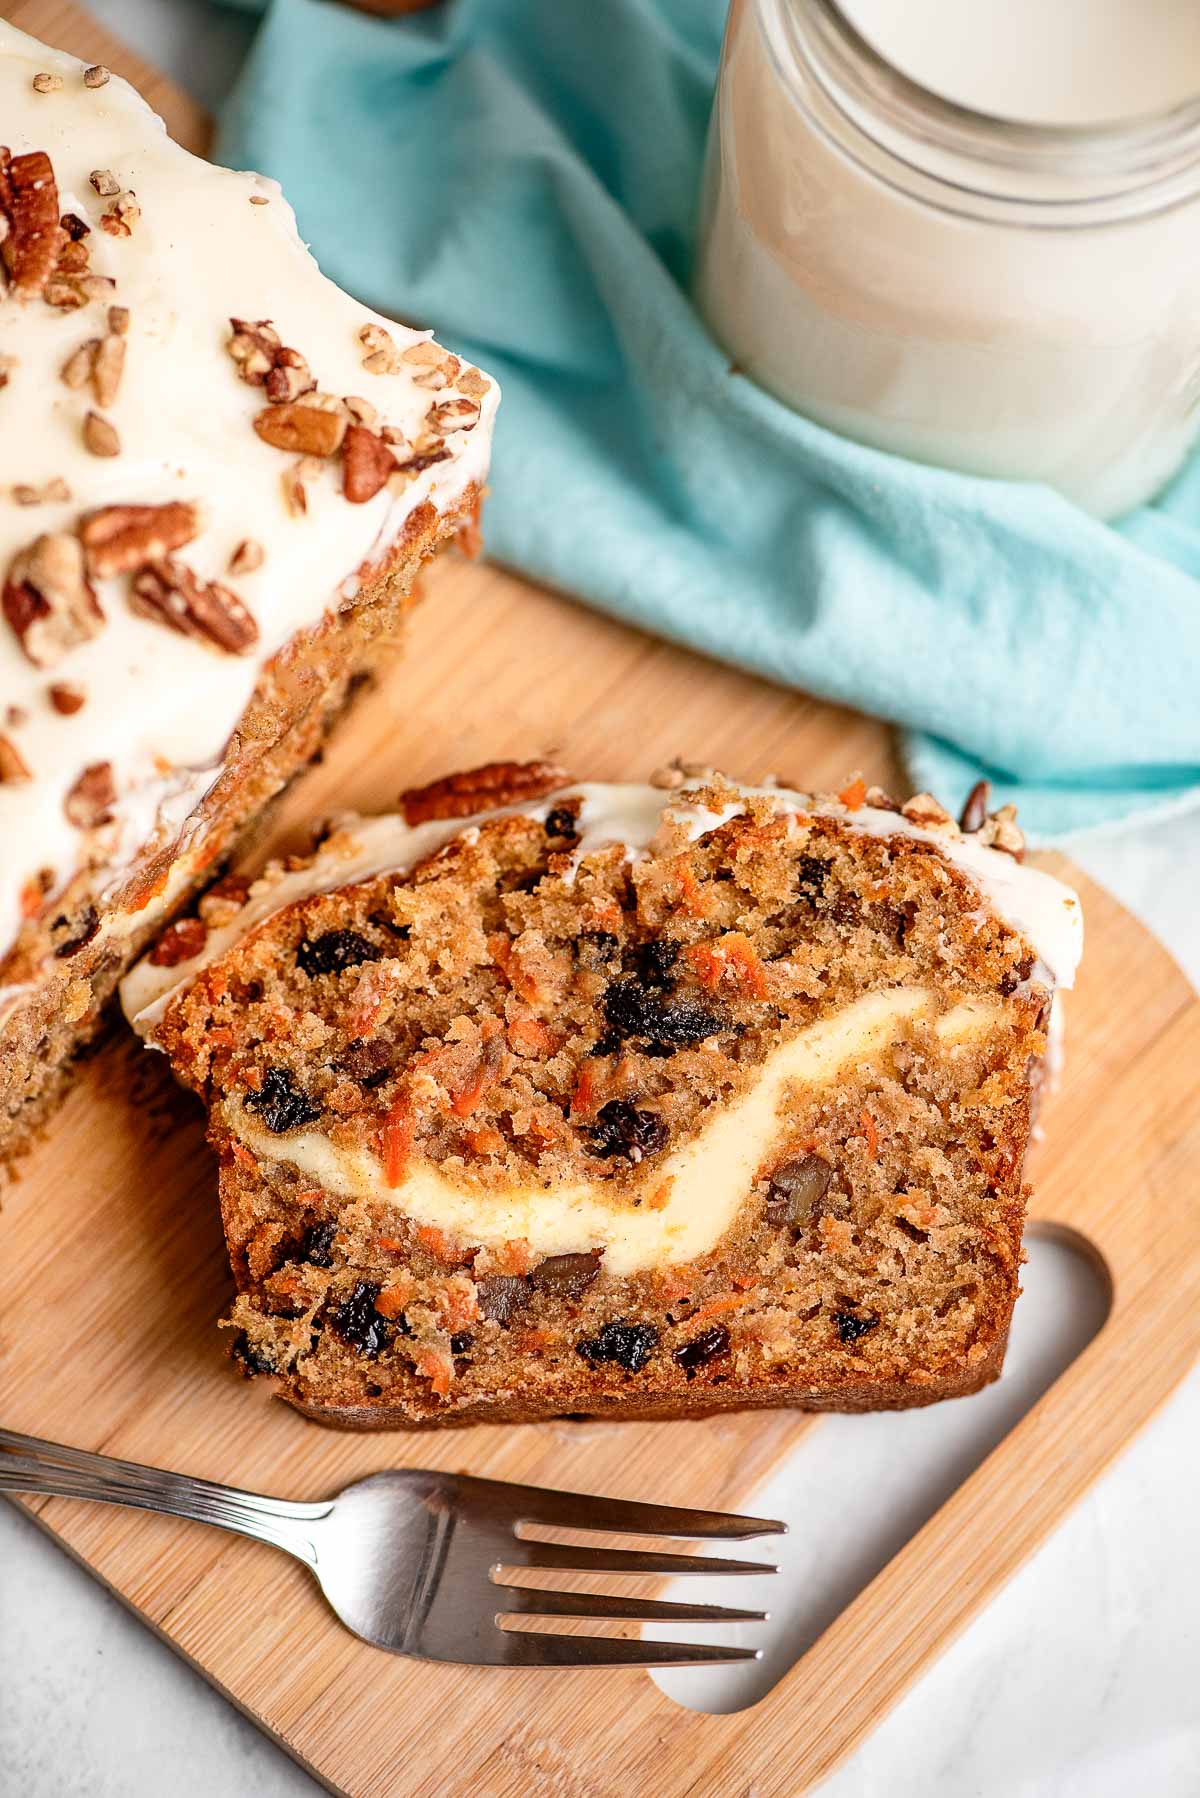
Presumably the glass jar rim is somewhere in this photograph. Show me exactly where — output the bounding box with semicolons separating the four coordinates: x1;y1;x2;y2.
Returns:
767;0;1200;226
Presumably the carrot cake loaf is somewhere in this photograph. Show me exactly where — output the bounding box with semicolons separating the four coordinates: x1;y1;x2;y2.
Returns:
122;761;1083;1428
0;22;497;1165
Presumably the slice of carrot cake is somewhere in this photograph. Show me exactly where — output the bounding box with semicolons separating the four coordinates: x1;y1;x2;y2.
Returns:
122;762;1083;1428
0;22;497;1165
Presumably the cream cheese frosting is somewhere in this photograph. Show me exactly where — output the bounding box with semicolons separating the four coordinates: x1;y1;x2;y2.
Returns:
121;777;1084;1037
0;21;498;962
232;987;1004;1276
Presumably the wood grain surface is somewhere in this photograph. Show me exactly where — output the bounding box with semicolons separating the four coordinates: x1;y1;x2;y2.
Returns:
4;7;1199;1795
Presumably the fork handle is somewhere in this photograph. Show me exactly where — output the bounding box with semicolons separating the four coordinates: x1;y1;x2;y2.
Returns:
0;1427;327;1567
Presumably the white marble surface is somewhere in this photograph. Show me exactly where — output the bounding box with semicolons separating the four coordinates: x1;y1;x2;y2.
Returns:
3;4;1199;1793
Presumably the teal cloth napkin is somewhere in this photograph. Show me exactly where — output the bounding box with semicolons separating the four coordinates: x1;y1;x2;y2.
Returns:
217;0;1200;839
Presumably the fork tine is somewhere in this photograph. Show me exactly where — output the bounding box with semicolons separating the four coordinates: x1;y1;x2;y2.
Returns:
469;1475;785;1540
508;1541;777;1577
491;1632;761;1668
494;1585;768;1623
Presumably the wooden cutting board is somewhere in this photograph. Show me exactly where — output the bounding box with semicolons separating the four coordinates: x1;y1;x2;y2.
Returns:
4;6;1200;1794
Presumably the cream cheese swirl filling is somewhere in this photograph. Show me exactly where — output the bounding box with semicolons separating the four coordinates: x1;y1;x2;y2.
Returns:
233;986;1005;1277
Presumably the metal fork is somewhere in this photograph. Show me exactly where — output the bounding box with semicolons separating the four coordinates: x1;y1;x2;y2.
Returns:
0;1427;784;1668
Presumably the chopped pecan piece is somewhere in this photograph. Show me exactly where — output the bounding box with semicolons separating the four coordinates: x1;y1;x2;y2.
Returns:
900;792;958;832
228;538;264;576
976;803;1025;860
99;191;140;238
227;317;281;385
265;347;315;404
61;338;98;389
357;322;403;375
343;424;397;503
48;681;85;715
0;147;65;300
108;304;130;336
83;411;120;457
84;65;111;89
12;478;71;506
0;734;32;783
281;457;322;517
64;761;116;829
390;442;451;486
80;501;201;578
400;760;570;825
400;339;460;389
31;72;63;95
130;558;259;654
3;533;103;667
43;272;115;312
426;396;481;436
89;169;120;197
60;211;90;241
253;401;346;457
958;779;991;834
456;366;489;401
91;331;126;406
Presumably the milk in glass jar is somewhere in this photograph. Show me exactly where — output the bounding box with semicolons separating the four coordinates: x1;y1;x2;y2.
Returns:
695;0;1200;517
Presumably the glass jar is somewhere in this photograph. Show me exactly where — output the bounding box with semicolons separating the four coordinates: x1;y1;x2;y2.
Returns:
694;0;1200;518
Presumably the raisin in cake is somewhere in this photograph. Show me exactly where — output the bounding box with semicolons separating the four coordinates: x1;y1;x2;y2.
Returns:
122;762;1082;1428
0;23;497;1166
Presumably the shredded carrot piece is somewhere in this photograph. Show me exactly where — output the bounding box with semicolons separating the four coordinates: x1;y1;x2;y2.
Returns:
440;1280;481;1330
684;932;768;1000
496;1237;535;1275
293;1189;324;1204
374;1236;406;1254
416;1224;459;1264
674;859;709;916
206;1027;234;1050
449;1020;504;1117
488;934;540;1003
647;1177;674;1211
466;1125;504;1156
692;1293;750;1324
838;776;867;810
859;1107;878;1160
231;1141;256;1171
374;1284;412;1321
508;1014;560;1057
415;1347;454;1397
570;1062;597;1117
380;1097;414;1187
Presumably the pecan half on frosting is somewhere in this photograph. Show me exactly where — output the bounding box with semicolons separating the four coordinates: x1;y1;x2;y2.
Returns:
400;761;571;825
79;502;202;578
130;558;259;654
0;147;65;300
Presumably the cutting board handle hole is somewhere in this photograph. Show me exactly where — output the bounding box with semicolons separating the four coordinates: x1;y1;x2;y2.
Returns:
649;1228;1110;1714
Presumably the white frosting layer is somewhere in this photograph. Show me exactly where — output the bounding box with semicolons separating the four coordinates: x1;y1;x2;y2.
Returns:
0;22;497;961
121;779;1084;1038
234;987;1003;1276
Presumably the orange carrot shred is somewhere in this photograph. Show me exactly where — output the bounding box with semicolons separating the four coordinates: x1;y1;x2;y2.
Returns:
380;1096;414;1187
415;1347;453;1397
860;1107;878;1159
416;1224;458;1263
839;776;867;810
692;1293;750;1324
